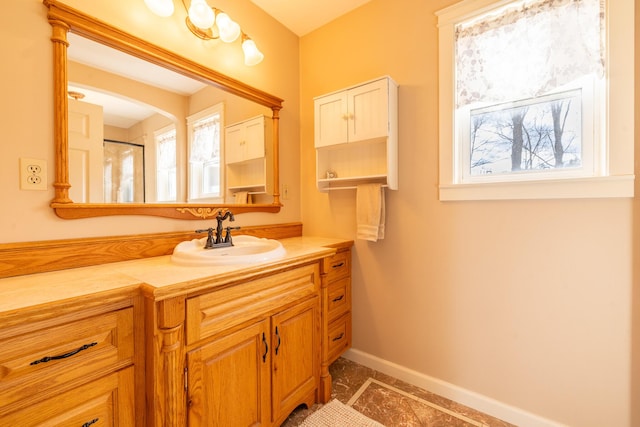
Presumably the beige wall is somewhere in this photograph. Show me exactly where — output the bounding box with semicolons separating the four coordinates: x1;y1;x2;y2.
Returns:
1;0;300;243
300;0;637;426
2;0;638;426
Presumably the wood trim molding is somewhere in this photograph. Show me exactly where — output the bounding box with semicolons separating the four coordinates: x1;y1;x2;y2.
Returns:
0;223;302;279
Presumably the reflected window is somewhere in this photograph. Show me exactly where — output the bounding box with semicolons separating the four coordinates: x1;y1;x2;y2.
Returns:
155;127;177;202
187;103;224;202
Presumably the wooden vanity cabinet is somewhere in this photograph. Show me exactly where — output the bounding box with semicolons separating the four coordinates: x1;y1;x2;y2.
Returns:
319;246;353;402
0;296;141;426
186;296;318;427
152;262;321;427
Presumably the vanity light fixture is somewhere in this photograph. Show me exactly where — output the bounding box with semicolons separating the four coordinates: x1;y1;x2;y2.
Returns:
144;0;264;66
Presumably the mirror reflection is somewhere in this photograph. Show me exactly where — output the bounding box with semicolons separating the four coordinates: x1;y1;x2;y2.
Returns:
66;33;273;206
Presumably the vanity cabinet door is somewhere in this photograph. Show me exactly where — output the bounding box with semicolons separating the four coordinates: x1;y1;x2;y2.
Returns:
186;319;271;427
271;296;319;426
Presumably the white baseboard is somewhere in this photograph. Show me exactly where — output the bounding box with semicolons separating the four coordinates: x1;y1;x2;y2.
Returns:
342;348;567;427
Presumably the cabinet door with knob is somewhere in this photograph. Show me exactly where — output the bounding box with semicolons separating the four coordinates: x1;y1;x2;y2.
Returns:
186;320;271;427
314;78;390;148
270;296;319;426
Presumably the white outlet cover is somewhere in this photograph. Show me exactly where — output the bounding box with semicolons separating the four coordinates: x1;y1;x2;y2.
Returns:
20;158;47;191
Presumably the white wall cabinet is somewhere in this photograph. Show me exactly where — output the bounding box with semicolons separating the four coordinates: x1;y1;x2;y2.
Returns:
224;115;273;201
314;76;398;191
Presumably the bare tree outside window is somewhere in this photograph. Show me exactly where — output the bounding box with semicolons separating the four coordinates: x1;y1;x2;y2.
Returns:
469;90;581;176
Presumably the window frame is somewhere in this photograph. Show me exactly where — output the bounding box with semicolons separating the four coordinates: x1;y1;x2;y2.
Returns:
436;0;634;201
186;103;225;203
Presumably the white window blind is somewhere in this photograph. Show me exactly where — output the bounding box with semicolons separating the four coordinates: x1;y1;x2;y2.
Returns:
455;0;604;108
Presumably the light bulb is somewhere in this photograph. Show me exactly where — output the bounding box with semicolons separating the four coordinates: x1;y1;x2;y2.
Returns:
242;38;264;66
144;0;175;17
188;0;214;30
216;12;241;43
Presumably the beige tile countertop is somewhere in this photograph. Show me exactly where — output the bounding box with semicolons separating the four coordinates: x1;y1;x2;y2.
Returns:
0;236;351;316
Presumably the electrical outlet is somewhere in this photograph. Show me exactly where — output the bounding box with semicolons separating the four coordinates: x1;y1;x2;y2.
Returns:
20;158;47;191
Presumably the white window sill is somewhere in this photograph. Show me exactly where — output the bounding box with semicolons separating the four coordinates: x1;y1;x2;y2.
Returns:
439;175;635;201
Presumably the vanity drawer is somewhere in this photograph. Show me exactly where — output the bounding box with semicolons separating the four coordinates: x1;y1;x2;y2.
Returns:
186;264;319;344
0;366;135;426
326;277;351;322
322;250;351;283
327;312;352;364
0;307;134;414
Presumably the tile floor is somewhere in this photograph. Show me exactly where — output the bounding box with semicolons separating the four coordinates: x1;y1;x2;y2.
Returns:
281;357;516;427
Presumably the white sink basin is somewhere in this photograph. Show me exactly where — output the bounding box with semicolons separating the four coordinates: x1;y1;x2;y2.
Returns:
171;235;286;266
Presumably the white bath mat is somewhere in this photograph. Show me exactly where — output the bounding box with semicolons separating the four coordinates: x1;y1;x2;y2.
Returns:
300;399;385;427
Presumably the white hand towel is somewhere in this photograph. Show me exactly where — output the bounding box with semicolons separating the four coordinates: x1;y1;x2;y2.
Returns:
356;183;385;242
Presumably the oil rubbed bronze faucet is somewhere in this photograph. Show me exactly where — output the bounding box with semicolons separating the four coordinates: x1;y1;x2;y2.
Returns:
195;211;240;249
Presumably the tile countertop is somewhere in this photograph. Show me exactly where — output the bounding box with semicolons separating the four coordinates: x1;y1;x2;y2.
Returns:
0;236;351;316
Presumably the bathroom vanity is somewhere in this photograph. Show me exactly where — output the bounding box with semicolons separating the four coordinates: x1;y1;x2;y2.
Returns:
0;234;352;427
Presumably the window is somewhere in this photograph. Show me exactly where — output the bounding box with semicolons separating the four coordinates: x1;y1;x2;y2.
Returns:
155;126;177;202
187;103;225;202
436;0;634;200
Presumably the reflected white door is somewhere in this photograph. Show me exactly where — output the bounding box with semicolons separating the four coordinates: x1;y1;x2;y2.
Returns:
68;98;104;202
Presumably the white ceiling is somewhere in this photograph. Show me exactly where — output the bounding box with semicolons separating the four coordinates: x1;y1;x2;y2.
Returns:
67;33;206;128
250;0;372;36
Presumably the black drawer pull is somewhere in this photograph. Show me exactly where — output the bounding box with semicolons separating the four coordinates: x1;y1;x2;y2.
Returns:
332;295;344;302
274;326;281;355
82;419;99;427
332;262;345;269
332;333;344;342
261;333;268;363
30;342;98;365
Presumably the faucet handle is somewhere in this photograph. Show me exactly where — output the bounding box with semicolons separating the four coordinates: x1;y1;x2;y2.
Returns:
195;228;215;249
224;226;241;244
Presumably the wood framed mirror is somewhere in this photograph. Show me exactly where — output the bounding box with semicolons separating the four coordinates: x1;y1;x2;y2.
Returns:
44;0;283;219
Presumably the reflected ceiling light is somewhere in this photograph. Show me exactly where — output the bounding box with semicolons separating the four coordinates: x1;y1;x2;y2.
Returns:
67;91;85;100
144;0;264;66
